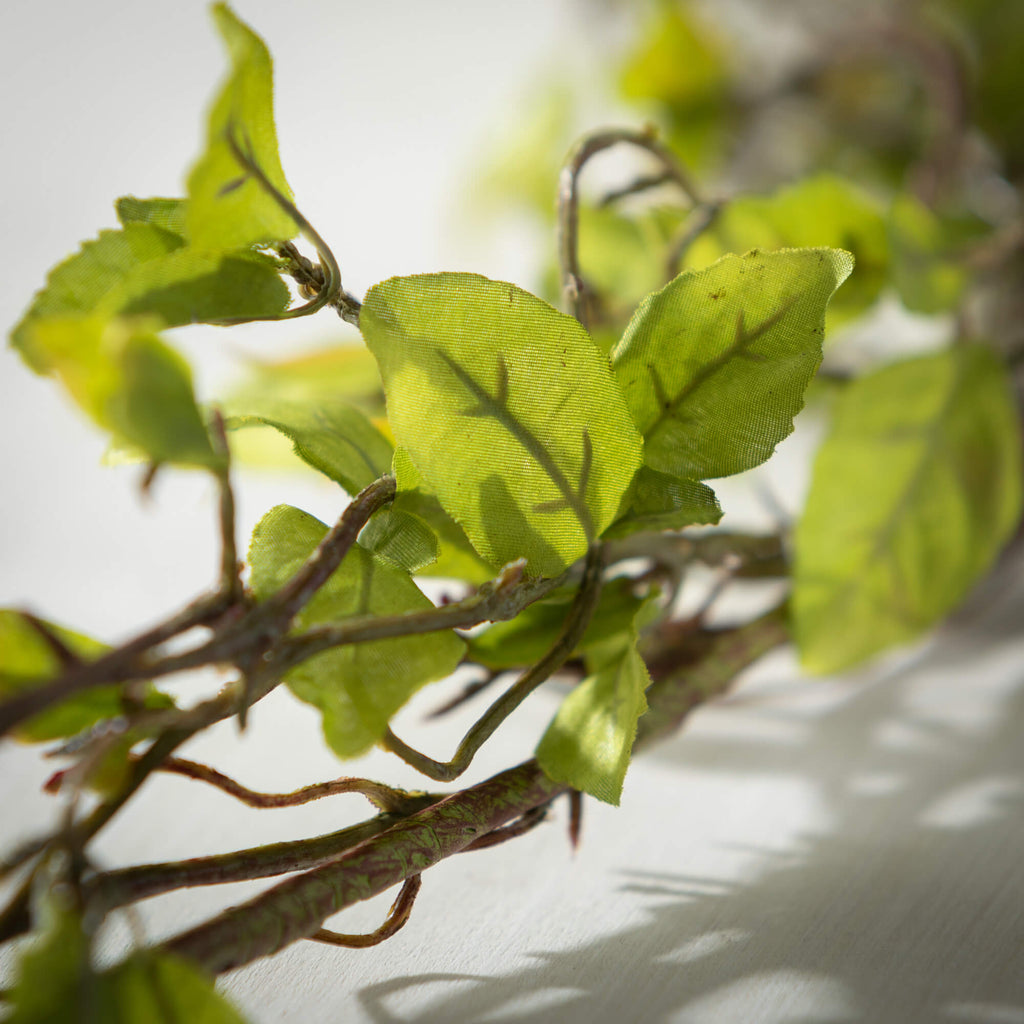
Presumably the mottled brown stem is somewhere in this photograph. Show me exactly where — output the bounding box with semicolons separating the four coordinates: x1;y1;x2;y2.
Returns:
156;757;436;814
558;127;702;326
159;607;788;976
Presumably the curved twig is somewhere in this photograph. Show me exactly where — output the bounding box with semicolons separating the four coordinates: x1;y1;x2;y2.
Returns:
380;545;605;782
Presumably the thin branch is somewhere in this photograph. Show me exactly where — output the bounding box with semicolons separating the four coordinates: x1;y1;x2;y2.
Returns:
558;127;703;326
0;476;397;741
87;806;436;917
157;606;788;977
209;410;245;606
156;757;436;814
598;170;674;207
380;545;605;782
666;199;723;278
310;875;421;948
218;126;360;325
277;558;562;669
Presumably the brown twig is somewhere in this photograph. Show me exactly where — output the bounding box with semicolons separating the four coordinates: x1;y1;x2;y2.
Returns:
310;875;422;948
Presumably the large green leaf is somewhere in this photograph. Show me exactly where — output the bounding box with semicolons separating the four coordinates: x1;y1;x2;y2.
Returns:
24;316;220;468
187;3;297;250
535;637;650;805
612;248;853;481
360;273;644;577
247;505;465;757
886;192;967;315
226;398;393;494
794;345;1023;674
686;175;887;325
0;610;171;743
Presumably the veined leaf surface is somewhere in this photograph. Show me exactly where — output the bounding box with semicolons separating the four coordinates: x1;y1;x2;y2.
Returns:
248;505;464;757
612;248;853;481
361;273;643;577
794;345;1023;673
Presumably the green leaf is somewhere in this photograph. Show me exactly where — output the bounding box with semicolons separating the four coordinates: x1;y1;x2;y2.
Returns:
11;225;289;370
612;248;853;481
618;5;730;169
226;398;393;493
226;343;386;419
535;638;650;805
247;505;465;757
101;953;248;1023
4;882;95;1024
388;450;494;582
604;466;722;539
0;610;172;742
25;316;219;468
686;175;888;326
116;195;189;238
187;3;297;250
11;225;183;370
96;249;290;324
794;345;1023;674
887;192;967;314
358;507;439;574
361;273;644;577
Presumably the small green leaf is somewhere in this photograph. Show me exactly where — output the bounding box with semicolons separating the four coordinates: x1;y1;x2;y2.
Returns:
226;398;393;493
535;639;650;805
887;192;967;314
25;316;219;468
226;343;386;419
612;248;853;480
187;3;297;250
101;952;248;1023
687;174;888;325
0;610;172;742
11;225;183;370
358;507;439;574
4;881;95;1024
794;345;1023;674
388;450;493;582
604;466;722;539
11;225;288;369
247;505;465;757
361;273;643;577
97;249;290;324
116;196;189;238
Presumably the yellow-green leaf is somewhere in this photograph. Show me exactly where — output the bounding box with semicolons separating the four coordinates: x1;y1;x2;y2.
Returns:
361;273;643;577
247;505;465;757
613;248;853;481
794;345;1023;673
186;3;296;250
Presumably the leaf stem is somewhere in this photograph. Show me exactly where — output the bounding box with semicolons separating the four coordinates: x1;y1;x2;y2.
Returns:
557;127;703;326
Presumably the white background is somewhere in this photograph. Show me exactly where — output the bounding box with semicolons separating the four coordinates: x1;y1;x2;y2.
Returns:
2;3;1024;1022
